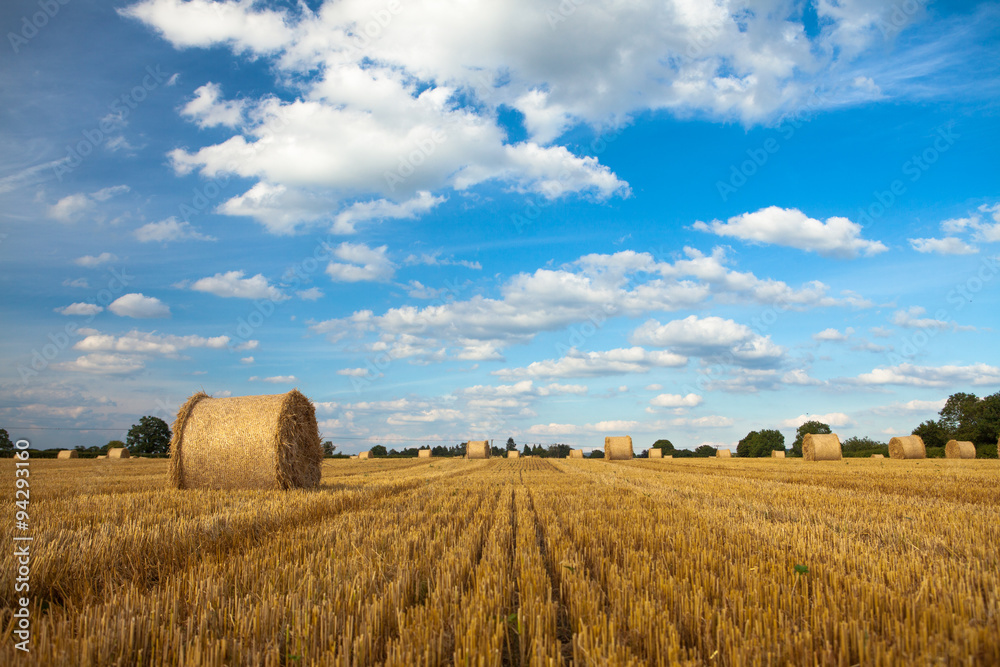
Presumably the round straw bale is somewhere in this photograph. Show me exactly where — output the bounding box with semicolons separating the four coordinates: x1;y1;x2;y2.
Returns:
358;451;371;460
888;435;926;460
418;449;432;458
96;455;107;459
467;440;490;459
569;449;584;458
170;390;322;490
871;454;884;459
507;450;520;458
771;450;786;459
108;447;130;459
663;455;673;459
716;449;732;458
648;448;663;459
803;433;842;461
58;450;78;459
945;440;976;459
604;436;633;460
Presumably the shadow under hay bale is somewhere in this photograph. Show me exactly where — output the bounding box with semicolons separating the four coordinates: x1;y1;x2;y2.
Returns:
803;434;842;461
648;448;663;459
716;449;732;459
945;440;976;459
888;435;926;460
467;440;490;459
418;449;432;458
170;390;322;490
604;436;633;460
771;450;786;459
58;450;78;459
108;447;130;459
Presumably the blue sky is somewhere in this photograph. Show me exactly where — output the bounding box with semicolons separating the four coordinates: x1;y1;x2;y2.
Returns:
2;0;998;453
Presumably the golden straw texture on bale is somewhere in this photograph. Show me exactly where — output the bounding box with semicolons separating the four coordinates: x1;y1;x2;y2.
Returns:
467;440;490;459
663;455;673;459
803;434;842;461
57;450;78;459
716;449;732;459
358;451;370;460
888;435;926;460
648;448;663;459
871;454;885;459
96;455;107;459
169;390;322;490
418;449;432;458
945;440;976;459
569;449;584;458
507;450;520;458
604;436;633;460
771;450;786;459
108;448;130;459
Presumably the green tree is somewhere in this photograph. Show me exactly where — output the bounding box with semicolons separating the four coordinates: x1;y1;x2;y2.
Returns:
841;436;886;452
322;441;336;457
973;392;1000;445
547;443;571;458
103;439;126;454
737;429;785;457
693;445;716;457
792;421;831;457
651;439;675;455
522;444;531;456
911;420;949;448
938;392;979;439
588;449;604;458
506;437;517;451
126;416;171;455
0;428;12;457
370;444;388;457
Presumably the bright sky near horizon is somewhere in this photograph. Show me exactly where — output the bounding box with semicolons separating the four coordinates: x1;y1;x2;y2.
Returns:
1;0;998;454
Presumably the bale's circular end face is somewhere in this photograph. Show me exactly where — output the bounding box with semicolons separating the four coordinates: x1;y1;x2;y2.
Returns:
170;389;323;490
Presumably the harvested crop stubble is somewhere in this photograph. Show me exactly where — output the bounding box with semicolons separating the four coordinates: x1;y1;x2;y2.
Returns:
569;449;584;458
57;450;78;459
466;440;490;459
803;433;842;461
717;449;732;458
418;449;432;458
945;440;976;459
889;435;926;460
604;436;633;460
771;450;786;459
648;448;663;459
107;448;130;459
170;390;322;490
507;450;519;458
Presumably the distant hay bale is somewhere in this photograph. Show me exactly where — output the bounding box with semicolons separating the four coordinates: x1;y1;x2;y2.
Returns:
418;449;432;458
771;450;786;459
569;449;584;458
467;440;490;459
108;447;130;459
604;436;633;460
358;451;370;460
663;455;673;459
945;440;976;459
716;449;732;459
96;455;107;459
58;450;78;459
803;434;842;461
169;390;322;490
871;454;884;459
888;435;926;460
507;450;520;458
350;455;359;459
648;448;663;459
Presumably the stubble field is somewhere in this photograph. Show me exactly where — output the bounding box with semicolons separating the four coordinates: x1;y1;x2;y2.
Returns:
2;456;999;666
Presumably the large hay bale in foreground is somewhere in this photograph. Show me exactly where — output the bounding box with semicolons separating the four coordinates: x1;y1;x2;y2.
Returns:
604;436;633;460
467;440;490;459
170;390;322;490
58;450;78;459
108;447;130;459
716;449;732;459
648;448;663;459
888;435;926;460
945;440;976;459
507;450;520;458
771;450;786;459
803;434;842;461
418;449;432;458
569;449;584;458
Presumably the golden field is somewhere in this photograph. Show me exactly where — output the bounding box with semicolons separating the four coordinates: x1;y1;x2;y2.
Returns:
2;457;999;666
